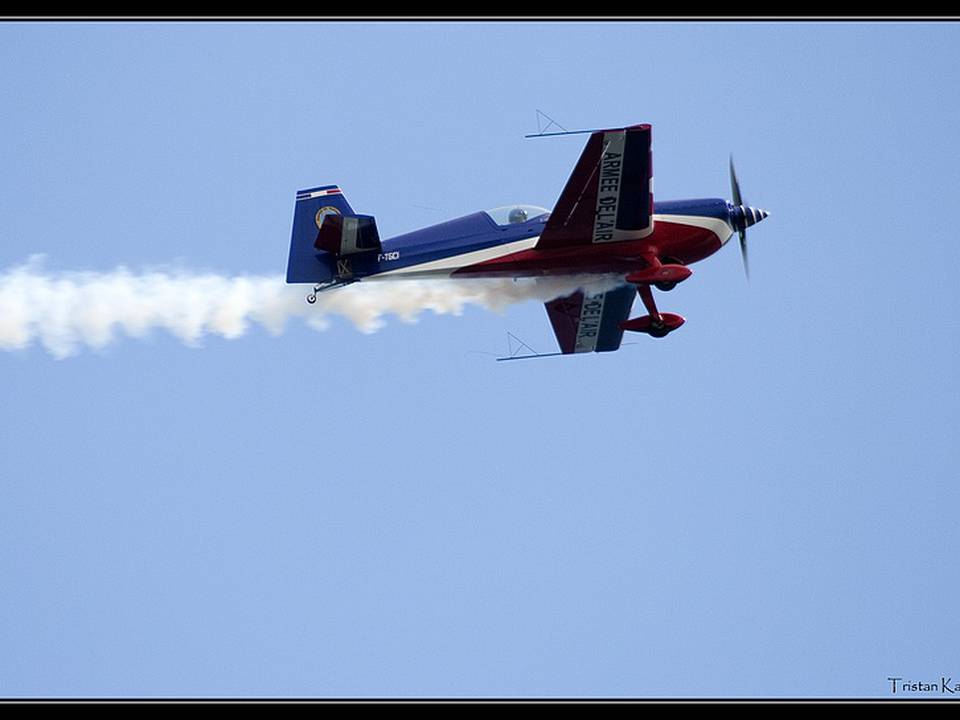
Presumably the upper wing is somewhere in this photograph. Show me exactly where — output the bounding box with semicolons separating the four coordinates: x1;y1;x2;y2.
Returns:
536;124;653;250
545;284;637;354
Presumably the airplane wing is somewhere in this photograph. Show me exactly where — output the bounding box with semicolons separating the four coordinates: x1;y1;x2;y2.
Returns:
536;124;653;250
545;284;637;354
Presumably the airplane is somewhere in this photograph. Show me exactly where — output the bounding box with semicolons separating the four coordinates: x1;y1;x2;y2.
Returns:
285;123;769;357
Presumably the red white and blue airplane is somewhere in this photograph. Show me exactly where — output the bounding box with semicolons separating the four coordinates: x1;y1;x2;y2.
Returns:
286;123;769;356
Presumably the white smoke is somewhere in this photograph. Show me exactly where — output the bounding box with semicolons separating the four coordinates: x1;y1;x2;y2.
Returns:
0;256;623;359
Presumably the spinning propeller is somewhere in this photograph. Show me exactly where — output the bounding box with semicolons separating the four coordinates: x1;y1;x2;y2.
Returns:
728;156;769;280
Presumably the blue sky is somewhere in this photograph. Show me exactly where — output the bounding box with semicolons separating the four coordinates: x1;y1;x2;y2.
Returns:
1;21;959;698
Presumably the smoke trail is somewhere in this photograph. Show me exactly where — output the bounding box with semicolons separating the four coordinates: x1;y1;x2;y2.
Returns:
0;257;623;358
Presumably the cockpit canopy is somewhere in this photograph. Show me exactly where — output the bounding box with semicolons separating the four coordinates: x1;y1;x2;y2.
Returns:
484;205;550;227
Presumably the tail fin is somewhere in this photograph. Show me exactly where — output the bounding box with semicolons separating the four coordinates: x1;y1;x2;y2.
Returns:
286;185;356;283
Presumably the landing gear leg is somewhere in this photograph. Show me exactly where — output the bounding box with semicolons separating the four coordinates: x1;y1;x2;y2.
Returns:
304;278;357;305
637;284;663;328
620;283;686;338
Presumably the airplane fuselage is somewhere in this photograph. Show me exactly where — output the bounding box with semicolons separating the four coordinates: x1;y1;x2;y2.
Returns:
314;198;737;286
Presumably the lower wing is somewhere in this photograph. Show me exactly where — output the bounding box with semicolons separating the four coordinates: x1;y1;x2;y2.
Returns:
545;284;637;354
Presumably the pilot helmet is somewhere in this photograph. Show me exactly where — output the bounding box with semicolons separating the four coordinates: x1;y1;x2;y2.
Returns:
507;206;528;224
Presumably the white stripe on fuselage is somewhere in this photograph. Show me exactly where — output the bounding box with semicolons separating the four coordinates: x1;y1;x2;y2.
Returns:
366;214;732;280
371;235;541;279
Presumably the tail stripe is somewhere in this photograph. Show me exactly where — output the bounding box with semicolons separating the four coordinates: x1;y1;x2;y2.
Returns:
296;185;343;201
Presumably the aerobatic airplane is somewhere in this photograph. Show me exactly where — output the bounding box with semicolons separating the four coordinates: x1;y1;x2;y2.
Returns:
285;123;769;357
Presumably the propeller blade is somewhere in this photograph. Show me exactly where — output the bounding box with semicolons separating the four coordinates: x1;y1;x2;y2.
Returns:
730;155;749;280
729;155;743;207
739;230;749;280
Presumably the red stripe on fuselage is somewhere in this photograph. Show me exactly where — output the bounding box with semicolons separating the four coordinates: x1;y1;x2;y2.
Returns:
452;220;724;279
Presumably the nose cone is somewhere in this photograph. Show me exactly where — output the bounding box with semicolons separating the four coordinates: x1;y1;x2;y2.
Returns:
729;203;770;232
745;206;769;228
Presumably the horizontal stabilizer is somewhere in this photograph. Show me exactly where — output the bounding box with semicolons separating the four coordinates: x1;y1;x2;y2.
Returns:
315;213;382;256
